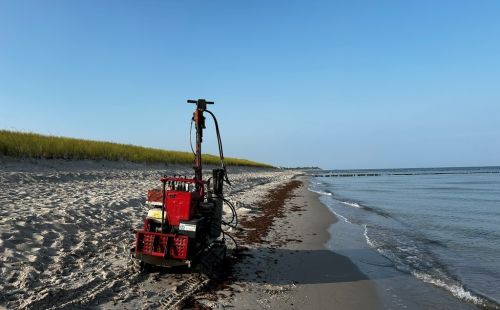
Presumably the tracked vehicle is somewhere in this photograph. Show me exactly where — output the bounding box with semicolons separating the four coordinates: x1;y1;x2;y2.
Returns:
132;99;235;271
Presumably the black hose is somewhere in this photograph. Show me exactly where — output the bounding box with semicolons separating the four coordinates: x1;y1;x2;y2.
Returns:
216;195;237;226
222;198;238;228
189;119;195;156
221;221;237;230
222;204;235;226
206;110;231;186
222;231;239;250
161;180;166;233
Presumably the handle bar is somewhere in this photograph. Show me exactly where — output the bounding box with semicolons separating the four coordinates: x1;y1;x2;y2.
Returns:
187;99;214;104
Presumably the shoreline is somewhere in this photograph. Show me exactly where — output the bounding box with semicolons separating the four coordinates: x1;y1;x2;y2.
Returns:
195;176;482;310
0;160;485;309
192;177;381;309
315;183;482;309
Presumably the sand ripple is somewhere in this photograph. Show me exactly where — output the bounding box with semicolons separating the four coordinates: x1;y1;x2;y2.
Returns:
0;160;295;309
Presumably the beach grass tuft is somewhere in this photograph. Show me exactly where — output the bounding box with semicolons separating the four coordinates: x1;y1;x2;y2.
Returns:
0;130;272;167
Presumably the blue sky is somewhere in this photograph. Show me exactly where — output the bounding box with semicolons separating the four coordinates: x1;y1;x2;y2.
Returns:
1;1;499;169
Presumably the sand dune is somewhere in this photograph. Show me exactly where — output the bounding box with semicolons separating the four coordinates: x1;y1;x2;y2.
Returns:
0;159;296;309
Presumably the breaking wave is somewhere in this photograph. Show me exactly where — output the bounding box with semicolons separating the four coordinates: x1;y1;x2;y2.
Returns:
362;224;496;308
412;271;485;305
339;201;362;208
308;188;332;196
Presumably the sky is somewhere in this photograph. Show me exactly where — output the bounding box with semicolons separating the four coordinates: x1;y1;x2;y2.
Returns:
1;1;499;169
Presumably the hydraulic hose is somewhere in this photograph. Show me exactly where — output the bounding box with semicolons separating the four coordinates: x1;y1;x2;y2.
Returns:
189;119;195;156
206;110;231;186
222;198;238;228
222;231;239;250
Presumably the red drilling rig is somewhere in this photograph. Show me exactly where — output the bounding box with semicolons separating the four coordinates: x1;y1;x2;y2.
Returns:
133;99;235;272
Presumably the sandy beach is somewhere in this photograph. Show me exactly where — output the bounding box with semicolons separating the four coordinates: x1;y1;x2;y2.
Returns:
0;159;300;309
2;1;499;308
1;159;481;310
0;158;380;310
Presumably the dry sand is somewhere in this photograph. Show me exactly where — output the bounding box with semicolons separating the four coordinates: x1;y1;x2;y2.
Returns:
0;159;296;309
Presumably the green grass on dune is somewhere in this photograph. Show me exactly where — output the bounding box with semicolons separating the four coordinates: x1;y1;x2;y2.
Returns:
0;130;272;168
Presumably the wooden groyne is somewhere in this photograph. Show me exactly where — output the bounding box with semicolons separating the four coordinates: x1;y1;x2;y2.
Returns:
310;173;381;177
309;171;500;178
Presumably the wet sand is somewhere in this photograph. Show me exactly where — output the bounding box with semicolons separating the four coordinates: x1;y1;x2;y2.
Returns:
190;177;381;309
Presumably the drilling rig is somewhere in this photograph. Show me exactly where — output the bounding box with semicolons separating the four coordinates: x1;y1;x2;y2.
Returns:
132;99;235;272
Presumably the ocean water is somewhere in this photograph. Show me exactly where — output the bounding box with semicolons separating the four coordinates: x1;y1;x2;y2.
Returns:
310;167;500;308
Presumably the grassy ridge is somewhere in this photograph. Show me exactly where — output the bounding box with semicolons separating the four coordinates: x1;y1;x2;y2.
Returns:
0;130;272;168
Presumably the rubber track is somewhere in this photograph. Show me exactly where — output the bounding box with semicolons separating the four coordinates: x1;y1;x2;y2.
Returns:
156;275;210;310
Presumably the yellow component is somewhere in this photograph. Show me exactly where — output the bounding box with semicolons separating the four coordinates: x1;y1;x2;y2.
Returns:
147;208;165;222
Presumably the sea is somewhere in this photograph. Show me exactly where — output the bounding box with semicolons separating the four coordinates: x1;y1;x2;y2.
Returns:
309;166;500;309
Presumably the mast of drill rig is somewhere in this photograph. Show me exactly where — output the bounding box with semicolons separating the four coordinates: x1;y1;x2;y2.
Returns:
187;99;214;182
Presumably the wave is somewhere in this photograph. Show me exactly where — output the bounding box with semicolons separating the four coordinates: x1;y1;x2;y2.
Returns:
363;224;376;248
362;225;495;308
412;271;486;305
308;188;332;196
326;208;352;224
336;199;395;218
312;181;326;185
339;200;362;208
326;199;493;307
